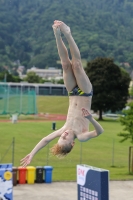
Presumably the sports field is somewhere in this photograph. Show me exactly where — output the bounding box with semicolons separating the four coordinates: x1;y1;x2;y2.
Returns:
0;96;133;181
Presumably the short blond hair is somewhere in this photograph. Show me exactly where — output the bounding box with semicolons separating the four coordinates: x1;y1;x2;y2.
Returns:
50;143;73;158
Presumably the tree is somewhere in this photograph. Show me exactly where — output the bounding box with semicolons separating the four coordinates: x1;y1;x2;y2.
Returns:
0;71;21;82
118;102;133;143
85;57;131;120
24;71;42;83
57;79;64;84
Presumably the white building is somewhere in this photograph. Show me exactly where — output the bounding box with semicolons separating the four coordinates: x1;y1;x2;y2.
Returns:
27;67;62;79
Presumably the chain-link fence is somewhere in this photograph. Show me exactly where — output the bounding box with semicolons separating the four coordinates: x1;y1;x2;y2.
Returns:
0;137;131;181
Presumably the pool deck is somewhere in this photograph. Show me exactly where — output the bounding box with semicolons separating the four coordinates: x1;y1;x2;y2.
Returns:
13;181;133;200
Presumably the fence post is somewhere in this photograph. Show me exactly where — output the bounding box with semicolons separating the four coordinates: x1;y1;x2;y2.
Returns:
46;144;49;166
129;147;131;173
12;137;15;166
0;139;14;163
112;139;115;167
80;142;82;164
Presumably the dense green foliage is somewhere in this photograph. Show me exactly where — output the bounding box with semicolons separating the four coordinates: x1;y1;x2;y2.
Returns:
85;57;131;119
118;101;133;143
24;71;42;83
0;71;21;82
0;0;133;72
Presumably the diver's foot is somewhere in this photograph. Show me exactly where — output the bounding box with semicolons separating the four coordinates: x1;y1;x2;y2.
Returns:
52;24;61;37
54;20;71;36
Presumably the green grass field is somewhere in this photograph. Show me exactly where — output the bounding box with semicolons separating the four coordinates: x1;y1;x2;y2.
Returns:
0;117;133;181
37;96;69;114
0;96;133;180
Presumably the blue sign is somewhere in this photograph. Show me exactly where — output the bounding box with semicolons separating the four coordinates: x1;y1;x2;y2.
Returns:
77;165;109;200
0;163;13;200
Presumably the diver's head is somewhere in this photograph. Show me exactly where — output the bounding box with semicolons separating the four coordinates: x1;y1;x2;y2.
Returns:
50;130;75;157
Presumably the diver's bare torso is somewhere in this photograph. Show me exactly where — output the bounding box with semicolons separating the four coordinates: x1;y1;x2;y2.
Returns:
64;96;92;137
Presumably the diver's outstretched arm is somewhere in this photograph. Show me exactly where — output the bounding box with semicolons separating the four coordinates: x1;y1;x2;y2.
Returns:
82;108;104;135
78;108;104;142
20;126;66;167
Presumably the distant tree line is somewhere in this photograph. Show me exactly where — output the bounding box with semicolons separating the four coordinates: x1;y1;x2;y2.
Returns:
0;0;133;73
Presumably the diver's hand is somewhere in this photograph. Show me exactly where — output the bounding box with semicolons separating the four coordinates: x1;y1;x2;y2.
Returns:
82;108;92;120
20;153;33;167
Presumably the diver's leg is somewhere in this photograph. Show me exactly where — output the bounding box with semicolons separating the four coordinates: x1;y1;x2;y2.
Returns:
53;24;76;92
56;21;92;93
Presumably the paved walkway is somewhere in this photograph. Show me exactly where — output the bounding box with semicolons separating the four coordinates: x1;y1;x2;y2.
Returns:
13;181;133;200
